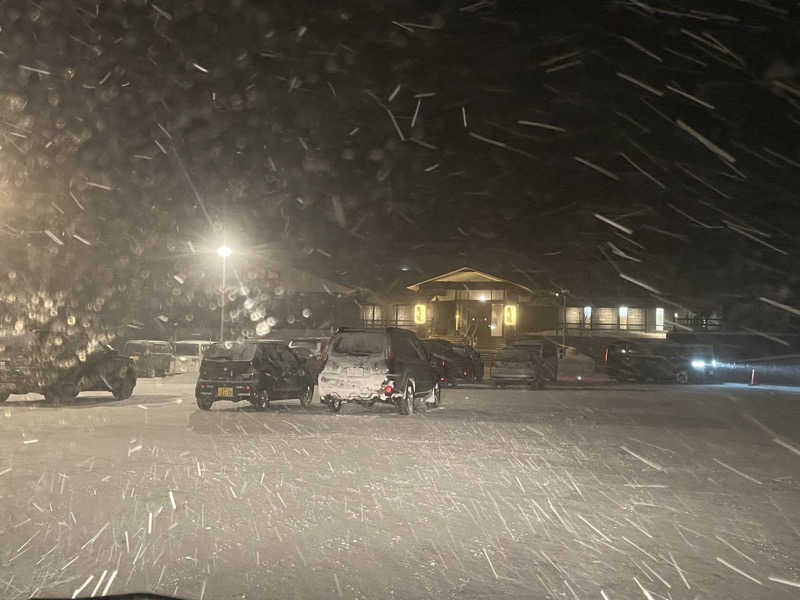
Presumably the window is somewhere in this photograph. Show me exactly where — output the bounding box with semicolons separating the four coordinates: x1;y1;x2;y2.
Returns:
409;336;428;361
655;307;664;332
360;304;382;323
618;306;629;330
392;332;419;360
583;306;592;322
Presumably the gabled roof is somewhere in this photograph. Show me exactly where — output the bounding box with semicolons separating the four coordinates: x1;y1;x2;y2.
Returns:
407;267;534;294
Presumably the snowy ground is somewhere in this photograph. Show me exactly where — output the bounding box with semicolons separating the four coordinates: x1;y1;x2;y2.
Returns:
1;377;800;600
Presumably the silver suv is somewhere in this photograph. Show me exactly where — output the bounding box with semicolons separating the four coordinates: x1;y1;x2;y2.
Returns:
318;328;440;414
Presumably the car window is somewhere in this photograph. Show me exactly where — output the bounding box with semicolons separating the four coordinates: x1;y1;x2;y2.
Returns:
392;332;419;360
205;342;257;361
331;332;386;356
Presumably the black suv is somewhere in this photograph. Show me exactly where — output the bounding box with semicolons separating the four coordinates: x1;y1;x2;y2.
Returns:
195;340;315;410
0;337;137;404
318;328;440;414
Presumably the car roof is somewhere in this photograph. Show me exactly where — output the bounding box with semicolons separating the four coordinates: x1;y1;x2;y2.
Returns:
126;339;170;343
175;340;214;344
290;337;327;341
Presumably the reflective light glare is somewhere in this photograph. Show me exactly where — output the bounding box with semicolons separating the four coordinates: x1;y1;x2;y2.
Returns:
691;360;706;369
217;245;232;258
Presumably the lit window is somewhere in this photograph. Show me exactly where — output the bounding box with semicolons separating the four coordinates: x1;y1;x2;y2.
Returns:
504;305;517;326
655;307;664;332
583;306;592;321
619;306;628;330
414;304;427;324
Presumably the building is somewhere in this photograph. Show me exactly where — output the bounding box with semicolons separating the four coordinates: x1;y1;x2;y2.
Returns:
359;267;559;345
359;267;695;347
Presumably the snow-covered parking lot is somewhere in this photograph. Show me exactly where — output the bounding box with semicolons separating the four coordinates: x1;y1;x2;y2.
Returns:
2;378;800;599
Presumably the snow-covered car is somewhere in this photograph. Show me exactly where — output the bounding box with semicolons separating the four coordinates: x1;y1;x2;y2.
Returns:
318;328;440;414
490;347;546;389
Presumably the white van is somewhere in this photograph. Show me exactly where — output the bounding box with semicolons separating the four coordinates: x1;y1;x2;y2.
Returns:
174;340;214;373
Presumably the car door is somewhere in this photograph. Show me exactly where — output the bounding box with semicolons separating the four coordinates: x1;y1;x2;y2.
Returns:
280;347;308;396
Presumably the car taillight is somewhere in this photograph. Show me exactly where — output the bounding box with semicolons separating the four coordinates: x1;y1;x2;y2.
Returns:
440;359;446;368
463;370;468;377
604;348;609;362
439;376;445;381
384;384;393;395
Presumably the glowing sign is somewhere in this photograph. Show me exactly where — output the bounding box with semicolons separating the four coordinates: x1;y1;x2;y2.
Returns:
414;304;427;324
503;305;517;326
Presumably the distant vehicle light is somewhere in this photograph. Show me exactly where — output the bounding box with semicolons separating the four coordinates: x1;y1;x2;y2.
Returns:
577;375;583;381
384;384;393;395
620;349;627;354
691;360;705;369
711;360;717;368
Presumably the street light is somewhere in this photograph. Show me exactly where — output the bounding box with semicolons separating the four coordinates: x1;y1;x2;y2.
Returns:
217;246;232;341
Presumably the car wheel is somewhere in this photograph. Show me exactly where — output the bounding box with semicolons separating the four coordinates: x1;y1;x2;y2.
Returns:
44;383;78;405
146;366;156;378
251;389;269;411
196;396;213;410
537;378;546;390
0;391;8;403
112;371;136;401
329;398;343;413
399;383;414;415
425;381;441;408
156;369;166;377
676;370;689;384
299;384;314;408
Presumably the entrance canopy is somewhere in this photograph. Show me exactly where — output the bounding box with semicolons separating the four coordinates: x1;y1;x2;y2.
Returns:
406;267;534;294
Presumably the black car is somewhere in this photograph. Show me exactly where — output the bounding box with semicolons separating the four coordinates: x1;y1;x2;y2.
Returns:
0;337;137;404
602;342;717;384
451;344;484;382
318;328;440;414
420;338;475;385
195;340;315;410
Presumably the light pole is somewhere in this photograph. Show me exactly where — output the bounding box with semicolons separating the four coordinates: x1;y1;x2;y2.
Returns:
217;245;232;341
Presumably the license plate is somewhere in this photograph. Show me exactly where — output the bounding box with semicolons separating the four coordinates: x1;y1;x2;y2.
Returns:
346;367;365;377
217;387;234;398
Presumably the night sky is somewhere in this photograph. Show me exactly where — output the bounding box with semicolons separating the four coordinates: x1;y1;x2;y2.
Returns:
1;0;799;346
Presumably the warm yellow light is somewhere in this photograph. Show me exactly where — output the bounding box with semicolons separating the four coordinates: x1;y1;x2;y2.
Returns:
414;304;427;324
504;304;517;326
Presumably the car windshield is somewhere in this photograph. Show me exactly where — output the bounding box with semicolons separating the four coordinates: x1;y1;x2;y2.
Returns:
331;332;386;356
203;342;257;361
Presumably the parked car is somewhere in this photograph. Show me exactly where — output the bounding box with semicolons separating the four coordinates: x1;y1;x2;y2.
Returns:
195;340;314;410
602;341;717;383
124;340;175;377
451;344;484;382
512;337;559;381
490;347;546;388
173;340;214;373
0;337;137;404
318;328;440;414
288;337;328;379
420;338;475;385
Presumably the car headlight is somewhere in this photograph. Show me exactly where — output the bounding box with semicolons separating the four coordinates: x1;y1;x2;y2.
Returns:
691;360;705;369
711;360;717;368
